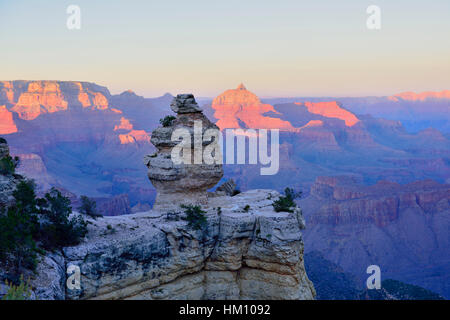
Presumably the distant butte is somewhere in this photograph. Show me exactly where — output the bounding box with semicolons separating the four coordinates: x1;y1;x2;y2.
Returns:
211;84;295;131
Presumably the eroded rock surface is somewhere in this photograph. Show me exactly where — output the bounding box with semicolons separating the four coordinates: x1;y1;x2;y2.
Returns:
144;94;223;209
62;189;314;300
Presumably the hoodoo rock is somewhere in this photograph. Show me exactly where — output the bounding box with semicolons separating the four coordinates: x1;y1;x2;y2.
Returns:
170;93;202;114
144;94;223;209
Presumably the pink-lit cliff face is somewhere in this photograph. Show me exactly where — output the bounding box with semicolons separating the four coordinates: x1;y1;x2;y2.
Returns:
389;90;450;102
295;101;359;127
0;105;18;134
4;81;110;120
118;130;151;144
11;81;69;120
0;81;152;146
114;117;134;131
211;84;295;130
113;116;150;144
74;82;109;110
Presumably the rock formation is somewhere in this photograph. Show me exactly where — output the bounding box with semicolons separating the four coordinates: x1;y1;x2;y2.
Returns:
144;94;223;209
211;84;295;130
58;189;315;300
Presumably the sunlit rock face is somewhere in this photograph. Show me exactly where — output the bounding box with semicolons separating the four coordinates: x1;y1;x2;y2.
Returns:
114;116;150;144
389;90;450;102
0;105;18;134
11;82;68;120
144;94;223;209
2;81;111;120
295;101;359;127
211;84;295;131
119;129;151;144
114;117;133;131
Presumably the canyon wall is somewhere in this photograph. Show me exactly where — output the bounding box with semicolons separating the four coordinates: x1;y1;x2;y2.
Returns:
300;176;450;298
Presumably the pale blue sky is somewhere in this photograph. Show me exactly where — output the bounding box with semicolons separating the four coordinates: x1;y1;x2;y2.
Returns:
1;0;449;97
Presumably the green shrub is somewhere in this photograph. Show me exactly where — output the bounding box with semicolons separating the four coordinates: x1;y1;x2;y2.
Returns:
272;188;302;213
2;275;32;300
181;204;207;230
38;188;88;250
0;205;39;272
78;195;102;219
0;155;18;175
159;115;176;127
13;180;38;215
0;137;7;144
243;205;250;212
0;182;88;275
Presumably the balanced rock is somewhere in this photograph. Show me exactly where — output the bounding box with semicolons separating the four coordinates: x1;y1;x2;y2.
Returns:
144;94;223;209
170;94;202;114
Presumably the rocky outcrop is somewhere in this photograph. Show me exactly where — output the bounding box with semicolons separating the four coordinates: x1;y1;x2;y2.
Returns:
214;179;237;196
5;188;315;300
144;94;223;209
61;189;314;300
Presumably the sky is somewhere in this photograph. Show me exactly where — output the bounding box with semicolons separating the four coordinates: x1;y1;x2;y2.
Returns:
0;0;449;98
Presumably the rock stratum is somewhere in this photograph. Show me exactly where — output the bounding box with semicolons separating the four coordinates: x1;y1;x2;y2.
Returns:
60;189;314;300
